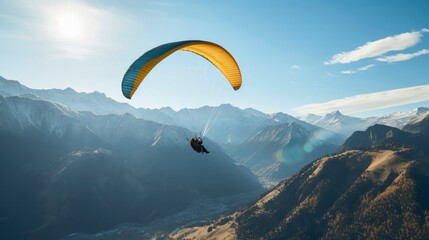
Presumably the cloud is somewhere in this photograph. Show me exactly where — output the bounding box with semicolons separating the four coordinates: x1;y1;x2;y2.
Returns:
376;49;429;63
325;29;428;65
295;84;429;115
341;70;356;74
291;64;301;70
341;64;375;74
357;64;375;71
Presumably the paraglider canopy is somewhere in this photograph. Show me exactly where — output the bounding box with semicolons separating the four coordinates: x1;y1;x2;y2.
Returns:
121;40;242;99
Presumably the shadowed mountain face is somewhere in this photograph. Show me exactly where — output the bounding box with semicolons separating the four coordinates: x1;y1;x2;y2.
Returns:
231;122;339;186
339;124;429;152
0;96;262;240
403;112;429;135
172;124;429;240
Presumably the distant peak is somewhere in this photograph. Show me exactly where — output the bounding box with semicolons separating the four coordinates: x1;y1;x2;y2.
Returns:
159;106;176;114
272;112;287;117
219;103;234;108
416;107;429;115
270;112;294;121
90;91;107;98
0;76;19;84
326;110;343;118
92;91;104;95
218;103;240;111
302;113;320;117
64;87;76;93
160;106;173;111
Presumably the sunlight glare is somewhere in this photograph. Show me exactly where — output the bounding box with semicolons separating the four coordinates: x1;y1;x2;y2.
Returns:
56;12;82;41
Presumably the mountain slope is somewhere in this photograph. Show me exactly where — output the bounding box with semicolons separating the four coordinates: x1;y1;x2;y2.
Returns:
339;124;429;152
403;112;429;135
0;76;175;123
172;125;429;239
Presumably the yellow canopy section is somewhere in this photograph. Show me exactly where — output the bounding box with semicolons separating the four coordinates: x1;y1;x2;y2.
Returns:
181;42;242;90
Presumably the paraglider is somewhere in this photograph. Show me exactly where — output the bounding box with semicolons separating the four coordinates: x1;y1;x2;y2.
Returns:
121;40;242;99
121;40;242;154
190;137;210;154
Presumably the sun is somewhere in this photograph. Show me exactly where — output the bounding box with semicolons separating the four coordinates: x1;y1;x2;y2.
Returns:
56;12;83;41
44;1;111;58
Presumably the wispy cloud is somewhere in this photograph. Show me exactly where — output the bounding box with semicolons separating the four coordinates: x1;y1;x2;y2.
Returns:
376;49;429;63
295;84;429;115
358;64;375;71
291;64;301;70
341;70;356;74
341;64;375;74
325;29;428;65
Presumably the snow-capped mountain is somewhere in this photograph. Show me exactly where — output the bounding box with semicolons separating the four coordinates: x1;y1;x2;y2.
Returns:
297;113;322;124
268;112;301;124
367;107;429;129
0;95;92;138
299;108;429;138
0;77;309;145
266;112;345;145
312;111;370;138
402;111;429;135
0;75;174;124
3;75;429;147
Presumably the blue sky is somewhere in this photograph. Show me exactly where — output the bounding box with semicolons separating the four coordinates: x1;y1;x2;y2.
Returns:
0;0;428;117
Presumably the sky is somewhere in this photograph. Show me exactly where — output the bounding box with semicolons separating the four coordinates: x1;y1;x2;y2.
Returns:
0;0;428;117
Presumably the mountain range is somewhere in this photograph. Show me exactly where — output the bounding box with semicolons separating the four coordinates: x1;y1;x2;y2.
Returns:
299;108;429;138
4;76;428;143
2;75;429;239
0;76;344;184
0;95;262;240
2;75;428;186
